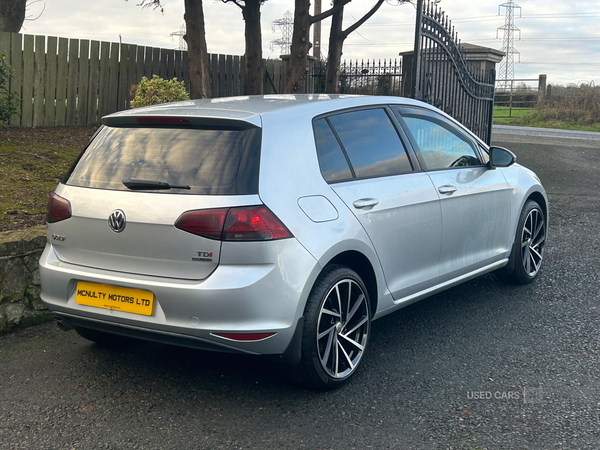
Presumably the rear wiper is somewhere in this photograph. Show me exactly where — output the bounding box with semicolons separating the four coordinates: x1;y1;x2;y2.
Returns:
122;178;191;190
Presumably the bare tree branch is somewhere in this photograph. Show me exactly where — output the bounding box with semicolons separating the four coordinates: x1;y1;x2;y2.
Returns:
221;0;244;10
342;0;385;38
310;0;351;24
136;0;164;13
25;0;45;22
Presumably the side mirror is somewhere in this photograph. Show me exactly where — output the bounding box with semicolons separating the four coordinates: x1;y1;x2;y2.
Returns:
487;146;516;169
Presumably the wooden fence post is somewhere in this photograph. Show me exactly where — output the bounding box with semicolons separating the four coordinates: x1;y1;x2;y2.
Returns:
218;54;226;98
55;37;68;126
88;40;100;124
98;41;110;119
118;44;129;111
66;38;79;125
33;35;46;127
108;42;119;115
77;40;90;125
9;33;23;127
22;35;35;127
127;44;137;108
210;53;218;97
44;36;58;126
144;46;152;80
136;46;145;85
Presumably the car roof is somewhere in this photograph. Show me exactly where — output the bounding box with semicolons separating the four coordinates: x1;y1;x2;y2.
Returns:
102;94;432;127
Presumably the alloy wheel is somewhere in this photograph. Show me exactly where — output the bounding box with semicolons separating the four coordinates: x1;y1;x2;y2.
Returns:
316;278;370;379
521;207;545;277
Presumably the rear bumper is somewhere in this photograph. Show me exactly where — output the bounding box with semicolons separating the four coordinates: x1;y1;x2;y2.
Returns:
39;238;319;356
51;312;305;364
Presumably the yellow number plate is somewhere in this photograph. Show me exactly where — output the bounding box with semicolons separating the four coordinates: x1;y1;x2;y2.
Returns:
75;281;155;316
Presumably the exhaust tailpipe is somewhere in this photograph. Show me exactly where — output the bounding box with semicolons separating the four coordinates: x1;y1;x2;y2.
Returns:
55;318;73;332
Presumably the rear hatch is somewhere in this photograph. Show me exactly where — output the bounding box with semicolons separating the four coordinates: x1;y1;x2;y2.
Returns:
48;119;262;280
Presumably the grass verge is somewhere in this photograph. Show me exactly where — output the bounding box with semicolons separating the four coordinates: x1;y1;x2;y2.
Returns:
493;83;600;132
0;126;97;231
493;106;532;124
494;107;600;132
508;109;600;132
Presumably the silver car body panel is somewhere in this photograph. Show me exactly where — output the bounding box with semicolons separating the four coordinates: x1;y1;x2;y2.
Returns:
50;184;262;280
332;173;443;300
256;103;395;316
40;94;548;356
497;163;549;240
40;236;319;355
427;166;513;281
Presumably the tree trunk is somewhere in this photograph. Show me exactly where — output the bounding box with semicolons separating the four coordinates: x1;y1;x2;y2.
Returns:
285;0;352;94
184;0;211;99
0;0;27;33
285;0;312;94
325;0;344;93
242;0;263;95
325;0;386;94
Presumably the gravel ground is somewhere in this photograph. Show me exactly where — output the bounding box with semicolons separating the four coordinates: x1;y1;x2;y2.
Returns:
0;128;598;450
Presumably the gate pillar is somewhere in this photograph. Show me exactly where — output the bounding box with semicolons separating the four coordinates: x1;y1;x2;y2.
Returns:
400;44;504;97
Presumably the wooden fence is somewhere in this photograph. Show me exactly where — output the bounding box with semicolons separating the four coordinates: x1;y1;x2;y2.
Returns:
0;32;289;128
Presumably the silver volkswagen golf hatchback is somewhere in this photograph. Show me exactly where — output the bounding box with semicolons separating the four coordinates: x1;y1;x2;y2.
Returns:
40;95;548;389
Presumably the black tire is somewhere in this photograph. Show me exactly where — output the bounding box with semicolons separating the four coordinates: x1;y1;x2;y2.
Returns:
497;200;546;285
74;326;138;347
293;265;371;390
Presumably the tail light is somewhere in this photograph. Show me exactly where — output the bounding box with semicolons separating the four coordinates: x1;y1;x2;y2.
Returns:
175;206;292;241
46;193;72;223
223;207;291;241
174;209;228;240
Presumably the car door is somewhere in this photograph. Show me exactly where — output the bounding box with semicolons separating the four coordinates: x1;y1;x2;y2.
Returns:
395;106;513;281
313;107;443;300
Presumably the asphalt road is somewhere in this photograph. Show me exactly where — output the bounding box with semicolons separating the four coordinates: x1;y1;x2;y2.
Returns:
1;126;599;450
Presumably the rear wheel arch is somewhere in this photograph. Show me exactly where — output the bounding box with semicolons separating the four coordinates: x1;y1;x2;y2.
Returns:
326;250;378;316
291;263;372;389
281;250;379;371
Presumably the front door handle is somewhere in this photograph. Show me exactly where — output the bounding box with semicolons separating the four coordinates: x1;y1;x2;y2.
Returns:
352;198;379;209
438;185;457;195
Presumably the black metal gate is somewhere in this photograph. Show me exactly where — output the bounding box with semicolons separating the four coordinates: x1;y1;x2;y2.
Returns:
311;59;402;96
412;0;496;144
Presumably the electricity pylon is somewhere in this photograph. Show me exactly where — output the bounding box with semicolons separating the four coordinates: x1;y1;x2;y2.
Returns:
497;0;521;91
170;23;187;51
271;11;293;55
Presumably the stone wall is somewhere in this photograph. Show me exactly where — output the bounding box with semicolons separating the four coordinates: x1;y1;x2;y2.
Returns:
0;226;52;334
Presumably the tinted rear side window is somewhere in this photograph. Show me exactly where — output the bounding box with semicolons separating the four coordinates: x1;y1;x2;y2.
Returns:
328;109;412;179
313;118;353;183
66;126;261;195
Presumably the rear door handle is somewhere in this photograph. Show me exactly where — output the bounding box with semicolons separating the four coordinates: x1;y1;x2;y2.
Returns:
438;185;457;195
353;198;379;209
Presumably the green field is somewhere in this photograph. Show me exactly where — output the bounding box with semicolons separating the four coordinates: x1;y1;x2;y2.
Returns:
493;106;532;124
493;106;600;132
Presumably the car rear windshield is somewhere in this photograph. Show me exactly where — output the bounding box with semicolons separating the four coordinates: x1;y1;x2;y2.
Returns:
65;126;261;195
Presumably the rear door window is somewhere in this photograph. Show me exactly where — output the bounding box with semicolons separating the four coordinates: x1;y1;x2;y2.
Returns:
314;108;413;183
66;126;261;195
329;109;413;179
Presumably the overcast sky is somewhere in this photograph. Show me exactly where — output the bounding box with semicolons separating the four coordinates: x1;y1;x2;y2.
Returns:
22;0;600;87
